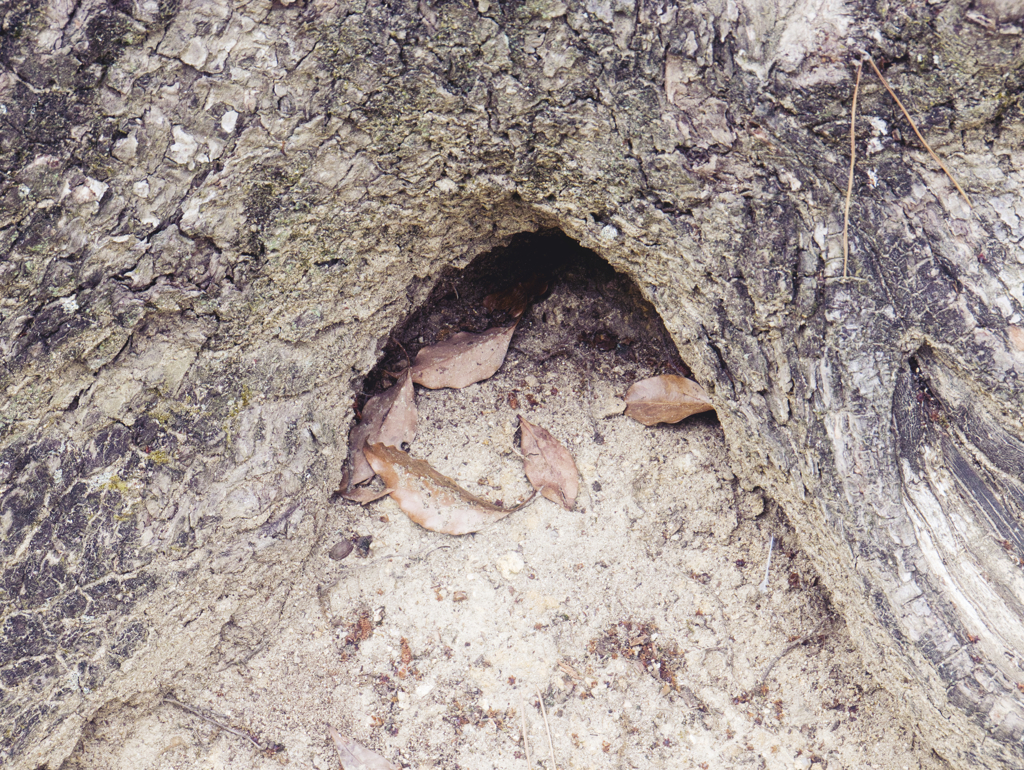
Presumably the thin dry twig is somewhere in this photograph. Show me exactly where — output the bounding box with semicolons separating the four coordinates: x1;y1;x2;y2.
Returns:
537;691;557;770
163;695;276;752
520;695;532;769
867;57;973;210
338;544;453;571
843;60;863;279
757;620;829;692
757;535;775;594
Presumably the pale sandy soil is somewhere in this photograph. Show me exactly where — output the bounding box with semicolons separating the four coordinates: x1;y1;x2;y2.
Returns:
63;243;949;770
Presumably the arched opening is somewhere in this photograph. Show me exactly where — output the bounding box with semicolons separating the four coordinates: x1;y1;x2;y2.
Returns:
358;228;698;424
319;229;923;768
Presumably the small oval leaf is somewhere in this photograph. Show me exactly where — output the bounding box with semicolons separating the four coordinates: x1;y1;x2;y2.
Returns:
410;324;518;389
623;374;714;426
519;416;579;510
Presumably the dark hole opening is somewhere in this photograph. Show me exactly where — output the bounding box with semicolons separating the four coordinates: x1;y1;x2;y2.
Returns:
357;229;706;421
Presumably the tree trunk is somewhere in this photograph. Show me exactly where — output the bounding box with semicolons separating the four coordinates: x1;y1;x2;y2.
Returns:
2;0;1024;767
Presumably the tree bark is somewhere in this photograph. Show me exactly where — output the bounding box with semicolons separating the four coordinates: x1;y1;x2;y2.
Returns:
2;0;1024;767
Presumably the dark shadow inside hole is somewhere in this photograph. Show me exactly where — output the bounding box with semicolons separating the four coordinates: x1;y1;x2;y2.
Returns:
358;229;706;416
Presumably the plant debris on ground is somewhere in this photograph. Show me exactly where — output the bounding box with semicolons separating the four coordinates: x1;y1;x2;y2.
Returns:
343;232;712;533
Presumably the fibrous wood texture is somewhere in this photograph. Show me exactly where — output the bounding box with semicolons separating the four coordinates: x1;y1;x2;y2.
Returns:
1;0;1023;768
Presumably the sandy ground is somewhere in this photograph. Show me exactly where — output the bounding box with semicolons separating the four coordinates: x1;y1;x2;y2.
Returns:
62;243;949;770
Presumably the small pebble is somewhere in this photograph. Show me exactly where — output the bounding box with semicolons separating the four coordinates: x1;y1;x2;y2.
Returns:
496;552;525;579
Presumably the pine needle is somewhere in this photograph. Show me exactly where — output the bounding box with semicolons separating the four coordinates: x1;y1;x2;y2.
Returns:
163;695;269;752
843;60;863;279
867;57;973;210
521;695;532;769
537;690;557;770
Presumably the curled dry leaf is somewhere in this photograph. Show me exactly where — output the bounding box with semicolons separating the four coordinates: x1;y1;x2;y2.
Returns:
328;725;398;770
345;369;417;493
519;416;579;510
410;324;517;389
363;443;535;535
623;374;714;426
483;276;549;317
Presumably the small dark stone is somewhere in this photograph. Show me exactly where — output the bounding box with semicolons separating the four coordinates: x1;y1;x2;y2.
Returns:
329;540;353;561
592;481;602;492
593;330;618;351
353;535;373;558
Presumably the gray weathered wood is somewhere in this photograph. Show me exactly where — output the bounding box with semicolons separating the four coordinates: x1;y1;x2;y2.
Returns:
2;0;1023;767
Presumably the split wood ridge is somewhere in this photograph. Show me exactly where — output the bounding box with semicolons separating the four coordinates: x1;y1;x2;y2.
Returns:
339;280;715;535
842;57;973;278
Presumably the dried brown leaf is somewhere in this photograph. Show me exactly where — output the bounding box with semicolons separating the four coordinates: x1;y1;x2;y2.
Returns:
483;276;549;317
328;725;398;770
410;324;517;389
519;416;579;510
363;443;534;535
342;485;391;504
623;374;714;426
345;369;417;491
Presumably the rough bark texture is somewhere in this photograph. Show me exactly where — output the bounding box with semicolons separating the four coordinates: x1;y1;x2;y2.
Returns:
1;0;1023;767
